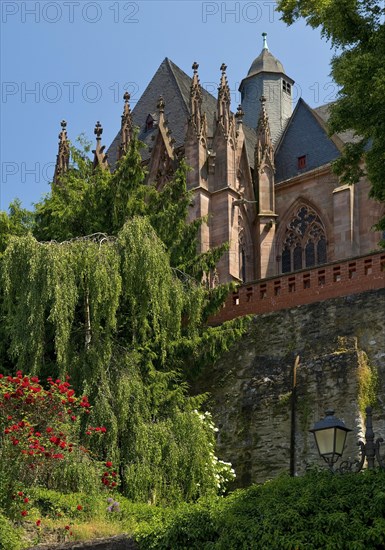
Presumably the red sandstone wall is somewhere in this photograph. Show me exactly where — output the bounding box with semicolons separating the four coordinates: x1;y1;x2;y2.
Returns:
210;252;385;324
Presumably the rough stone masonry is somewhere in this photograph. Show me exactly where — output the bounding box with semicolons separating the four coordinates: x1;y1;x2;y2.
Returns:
196;288;385;486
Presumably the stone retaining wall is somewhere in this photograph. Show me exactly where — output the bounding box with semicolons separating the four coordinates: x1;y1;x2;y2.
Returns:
197;288;385;486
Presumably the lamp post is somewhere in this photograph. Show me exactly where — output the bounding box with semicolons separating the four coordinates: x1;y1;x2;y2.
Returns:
309;410;351;470
310;406;385;472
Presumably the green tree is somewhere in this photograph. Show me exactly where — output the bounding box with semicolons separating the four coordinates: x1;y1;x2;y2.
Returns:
277;0;385;233
1;137;248;503
0;199;33;256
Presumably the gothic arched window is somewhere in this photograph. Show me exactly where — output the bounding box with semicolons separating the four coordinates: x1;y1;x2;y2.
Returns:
238;223;247;283
281;205;327;273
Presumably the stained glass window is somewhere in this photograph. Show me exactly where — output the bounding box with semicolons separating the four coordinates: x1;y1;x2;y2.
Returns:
281;205;327;273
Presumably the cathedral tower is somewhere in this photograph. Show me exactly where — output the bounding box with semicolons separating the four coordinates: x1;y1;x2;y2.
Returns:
239;33;294;144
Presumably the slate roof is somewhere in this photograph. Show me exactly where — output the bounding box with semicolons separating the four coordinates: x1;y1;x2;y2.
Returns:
107;58;257;170
107;59;356;184
274;98;341;183
313;103;358;145
247;48;285;77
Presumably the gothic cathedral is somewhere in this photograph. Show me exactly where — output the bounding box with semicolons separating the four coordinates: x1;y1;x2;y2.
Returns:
55;34;384;284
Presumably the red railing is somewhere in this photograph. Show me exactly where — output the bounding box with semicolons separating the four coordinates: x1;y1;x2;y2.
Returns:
210;252;385;324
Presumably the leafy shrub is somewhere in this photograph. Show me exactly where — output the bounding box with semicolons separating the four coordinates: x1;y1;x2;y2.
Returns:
0;512;22;550
0;371;111;513
30;488;102;520
136;470;385;549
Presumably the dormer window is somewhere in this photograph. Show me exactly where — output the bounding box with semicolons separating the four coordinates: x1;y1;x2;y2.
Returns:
298;155;307;170
145;114;155;132
283;80;291;95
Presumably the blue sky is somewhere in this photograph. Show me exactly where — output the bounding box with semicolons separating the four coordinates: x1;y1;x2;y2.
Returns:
0;1;338;211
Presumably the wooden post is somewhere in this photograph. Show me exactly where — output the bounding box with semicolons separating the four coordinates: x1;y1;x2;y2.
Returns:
290;355;300;476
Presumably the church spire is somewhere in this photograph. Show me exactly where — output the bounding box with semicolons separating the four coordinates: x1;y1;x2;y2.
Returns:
262;32;268;50
239;33;294;143
118;91;133;160
53;120;70;185
255;96;274;169
92;121;109;170
217;63;231;136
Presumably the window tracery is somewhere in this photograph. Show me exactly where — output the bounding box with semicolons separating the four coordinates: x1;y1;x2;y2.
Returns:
281;205;327;273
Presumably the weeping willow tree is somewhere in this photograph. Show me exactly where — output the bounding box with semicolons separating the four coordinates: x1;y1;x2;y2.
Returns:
1;136;249;501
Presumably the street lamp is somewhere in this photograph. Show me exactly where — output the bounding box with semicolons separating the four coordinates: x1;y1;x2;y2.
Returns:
310;409;351;470
310;406;385;472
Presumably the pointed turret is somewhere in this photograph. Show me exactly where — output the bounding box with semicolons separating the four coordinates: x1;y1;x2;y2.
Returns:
53;120;70;184
118;92;133;160
189;62;205;138
255;96;274;170
185;62;208;190
254;96;277;279
217;63;232;137
146;96;176;187
92;121;109;170
239;33;294;144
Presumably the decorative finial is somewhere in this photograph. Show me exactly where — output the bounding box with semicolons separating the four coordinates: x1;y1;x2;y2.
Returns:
235;105;244;122
262;32;268;50
54;119;70;184
192;61;199;73
220;63;227;74
259;96;268;121
123;91;130;103
157;96;165;113
94;121;103;139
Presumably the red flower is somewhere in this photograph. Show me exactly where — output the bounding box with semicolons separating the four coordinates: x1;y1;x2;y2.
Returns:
65;525;70;530
105;461;113;468
23;497;29;503
17;491;23;496
21;510;28;517
77;504;83;511
36;519;41;526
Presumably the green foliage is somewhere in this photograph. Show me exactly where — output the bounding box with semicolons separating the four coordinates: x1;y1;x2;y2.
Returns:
0;512;22;550
29;488;102;521
0;199;33;256
358;354;379;414
1;222;245;504
276;0;385;233
136;470;385;549
0;373;103;513
0;133;249;507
